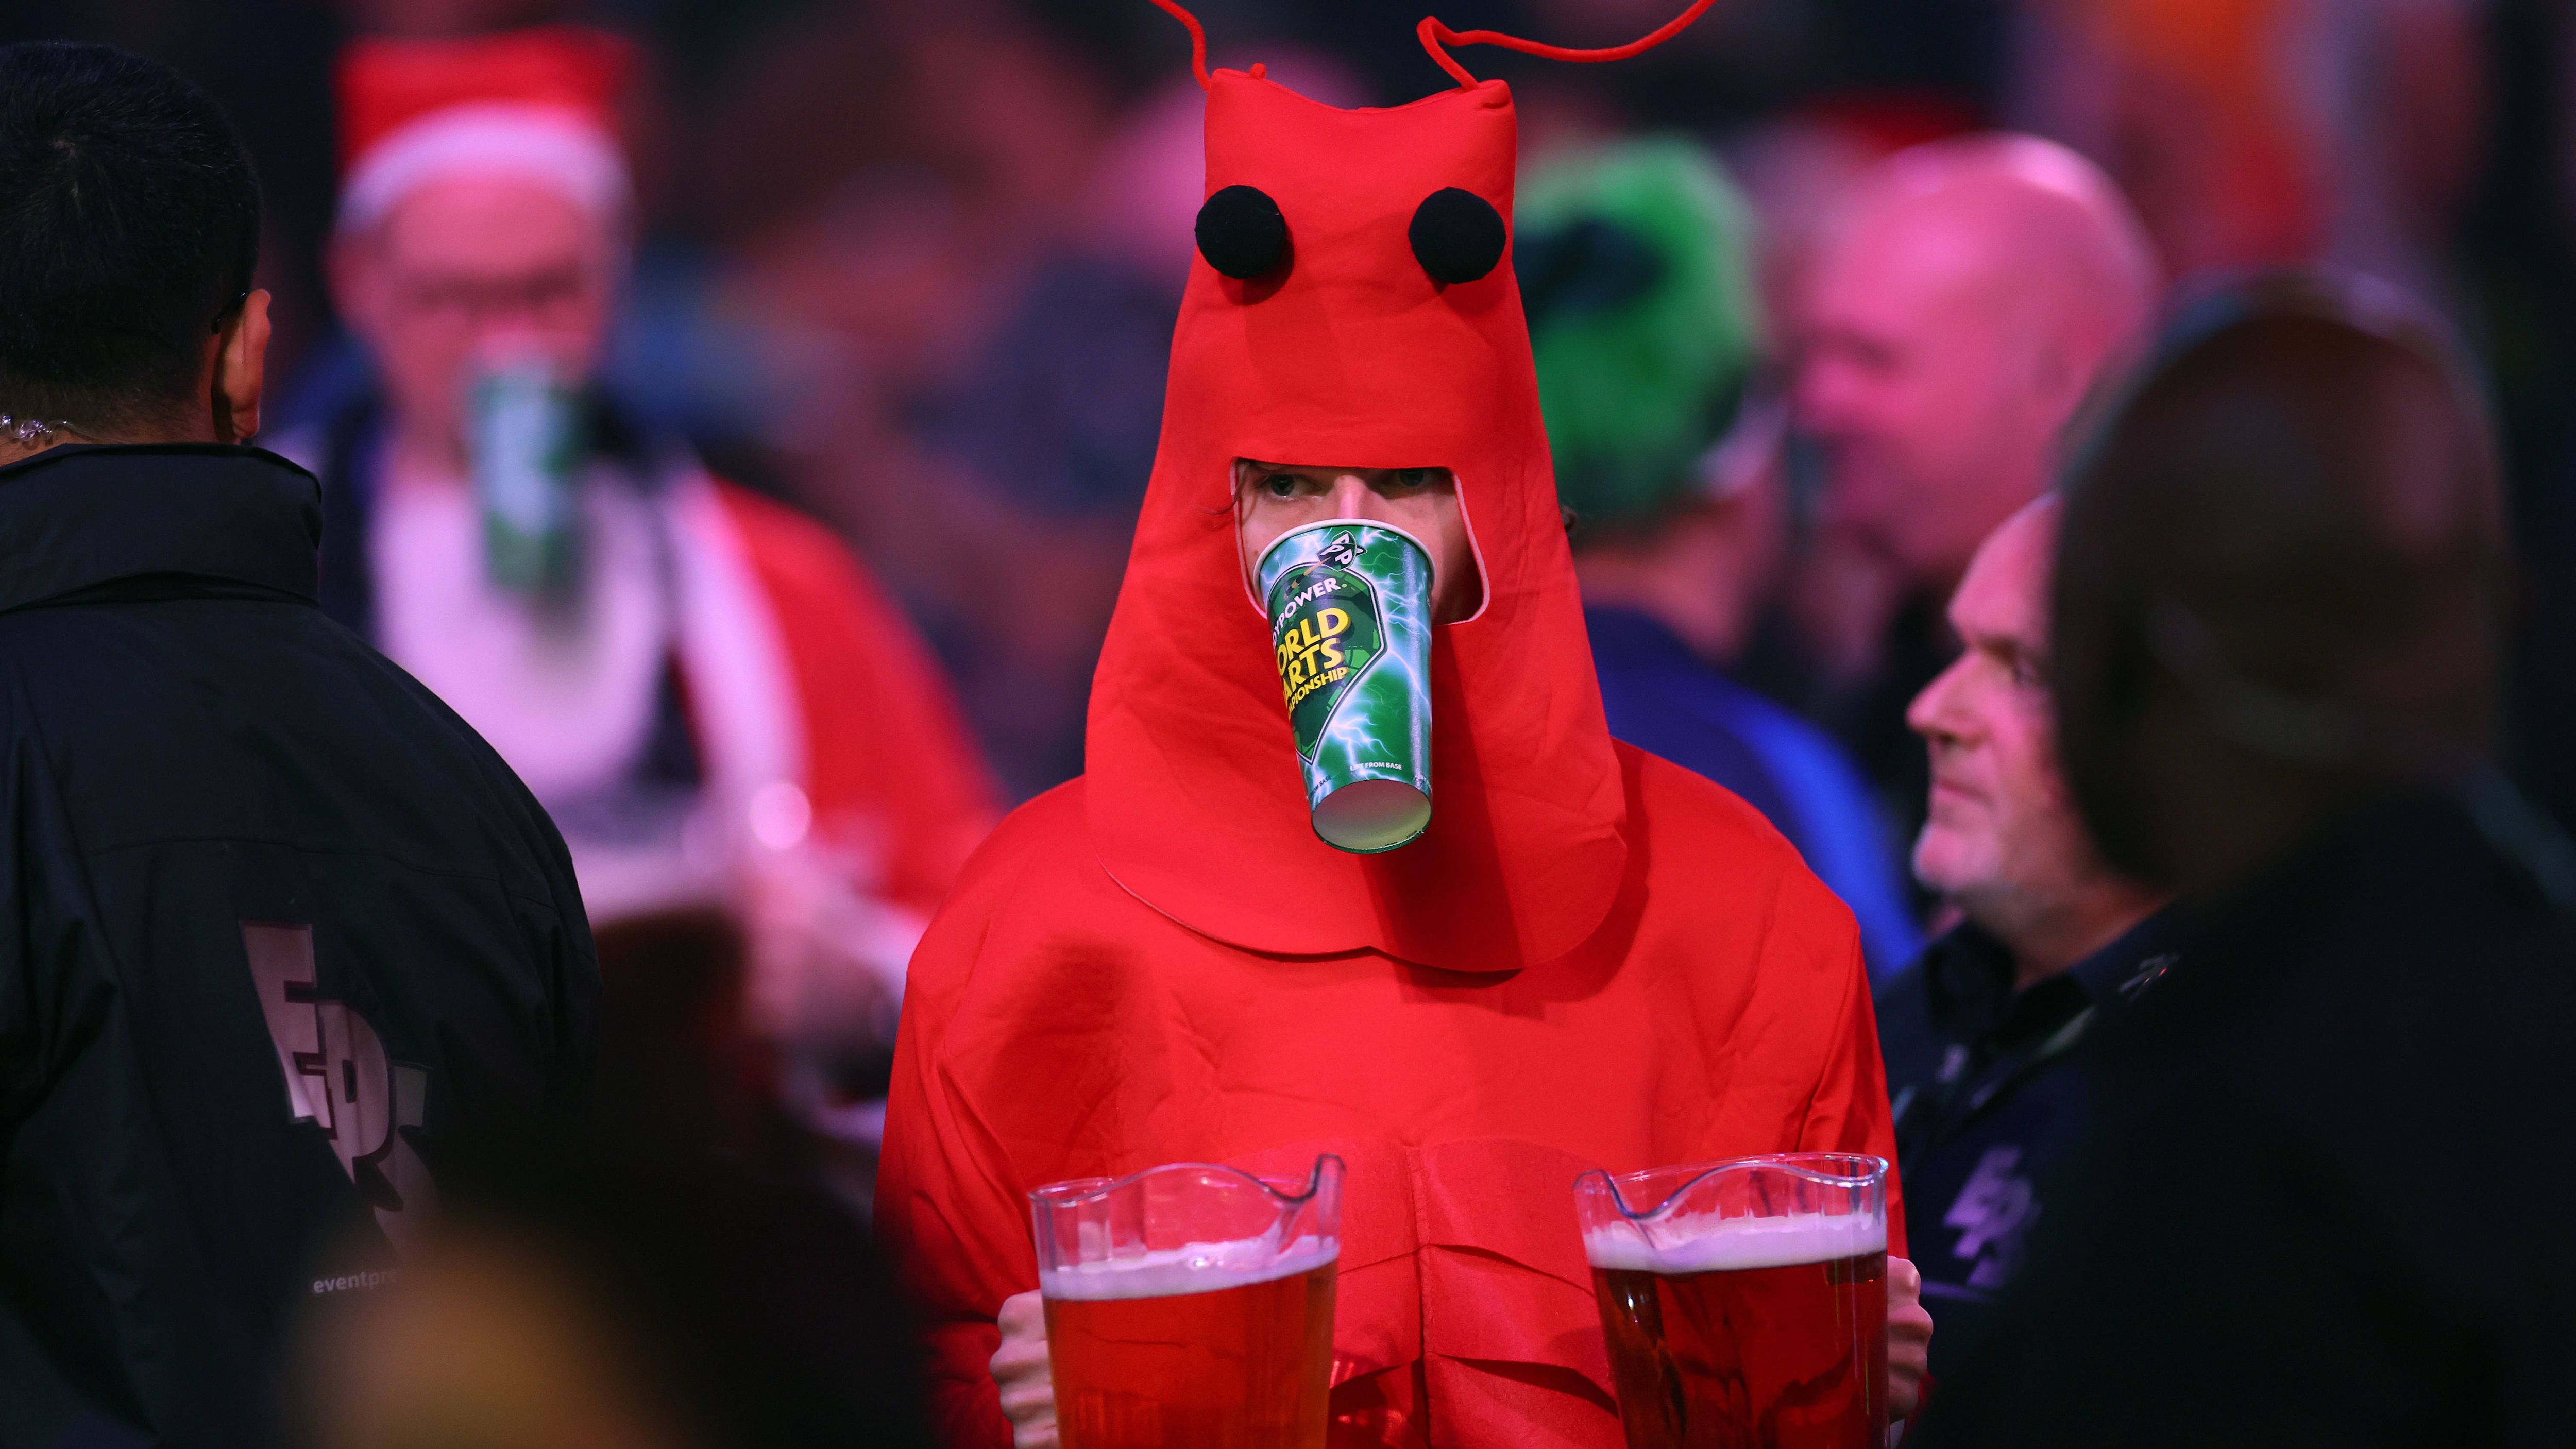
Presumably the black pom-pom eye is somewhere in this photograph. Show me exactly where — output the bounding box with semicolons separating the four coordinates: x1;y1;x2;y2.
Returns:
1196;184;1290;279
1410;187;1507;285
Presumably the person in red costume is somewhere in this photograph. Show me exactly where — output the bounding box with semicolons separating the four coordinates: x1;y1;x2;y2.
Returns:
877;7;1927;1445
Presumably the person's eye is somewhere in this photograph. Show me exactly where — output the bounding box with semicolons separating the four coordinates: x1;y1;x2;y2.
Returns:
1262;473;1302;499
1391;468;1437;489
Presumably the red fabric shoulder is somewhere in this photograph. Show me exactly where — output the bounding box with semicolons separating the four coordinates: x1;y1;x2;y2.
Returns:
879;782;1104;1449
711;484;999;917
1617;744;1907;1255
1616;737;1801;855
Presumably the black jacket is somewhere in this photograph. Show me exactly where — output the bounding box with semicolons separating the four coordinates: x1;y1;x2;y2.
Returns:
0;445;597;1447
1916;787;2576;1447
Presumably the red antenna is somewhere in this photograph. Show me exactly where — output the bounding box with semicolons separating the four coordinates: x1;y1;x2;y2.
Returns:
1417;0;1718;88
1148;0;1213;89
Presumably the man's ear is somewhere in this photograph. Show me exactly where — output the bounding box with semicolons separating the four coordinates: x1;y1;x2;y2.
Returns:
212;289;273;444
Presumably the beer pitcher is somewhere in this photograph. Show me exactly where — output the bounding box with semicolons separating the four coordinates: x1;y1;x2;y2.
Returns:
1574;1154;1889;1449
1031;1155;1344;1449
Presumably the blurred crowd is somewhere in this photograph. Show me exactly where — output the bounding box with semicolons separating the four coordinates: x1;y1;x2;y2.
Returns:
10;0;2576;1444
20;0;2572;820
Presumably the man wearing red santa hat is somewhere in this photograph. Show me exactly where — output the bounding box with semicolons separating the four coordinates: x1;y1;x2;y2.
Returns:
278;28;997;1121
878;5;1929;1445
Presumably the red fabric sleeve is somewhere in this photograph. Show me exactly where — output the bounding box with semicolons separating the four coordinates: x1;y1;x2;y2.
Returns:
716;484;999;917
876;811;1058;1449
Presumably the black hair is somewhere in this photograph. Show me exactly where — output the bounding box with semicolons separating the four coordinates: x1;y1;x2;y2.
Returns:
2052;269;2506;886
0;41;262;432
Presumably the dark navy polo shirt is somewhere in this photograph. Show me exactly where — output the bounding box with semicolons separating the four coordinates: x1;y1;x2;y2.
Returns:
1876;909;2183;1378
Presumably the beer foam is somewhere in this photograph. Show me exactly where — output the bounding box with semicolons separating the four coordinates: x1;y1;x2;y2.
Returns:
1040;1236;1338;1301
1584;1213;1886;1274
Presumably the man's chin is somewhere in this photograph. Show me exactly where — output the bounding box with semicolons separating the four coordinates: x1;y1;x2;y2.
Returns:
1911;831;1999;902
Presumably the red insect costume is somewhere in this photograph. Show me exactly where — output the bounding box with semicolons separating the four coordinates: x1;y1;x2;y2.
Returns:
878;9;1901;1446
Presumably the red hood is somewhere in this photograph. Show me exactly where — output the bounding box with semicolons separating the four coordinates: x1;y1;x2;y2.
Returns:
1085;71;1628;975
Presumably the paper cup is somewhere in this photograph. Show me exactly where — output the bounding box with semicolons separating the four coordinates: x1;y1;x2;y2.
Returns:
1255;520;1435;853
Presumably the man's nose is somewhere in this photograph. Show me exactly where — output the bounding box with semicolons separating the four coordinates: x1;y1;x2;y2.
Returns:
1324;473;1379;518
1907;658;1969;742
1792;357;1851;433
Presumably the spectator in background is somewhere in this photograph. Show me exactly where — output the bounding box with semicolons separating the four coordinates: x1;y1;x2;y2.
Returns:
1521;138;1920;978
694;2;1153;804
1920;274;2576;1446
1790;134;2157;845
0;42;594;1445
740;45;1363;801
2008;0;2487;295
1875;494;2170;1378
274;28;997;1166
899;69;1209;797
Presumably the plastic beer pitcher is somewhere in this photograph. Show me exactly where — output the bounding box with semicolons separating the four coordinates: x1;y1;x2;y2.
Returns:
1032;1155;1344;1449
1575;1153;1890;1449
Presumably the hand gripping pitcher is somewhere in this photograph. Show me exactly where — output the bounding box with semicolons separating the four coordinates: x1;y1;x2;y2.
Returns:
1575;1153;1890;1449
1032;1155;1344;1449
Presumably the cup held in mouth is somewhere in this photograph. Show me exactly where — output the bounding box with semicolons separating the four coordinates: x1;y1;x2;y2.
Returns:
1254;519;1436;853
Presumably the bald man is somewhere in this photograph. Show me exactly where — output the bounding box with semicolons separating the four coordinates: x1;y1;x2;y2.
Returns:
1921;276;2576;1446
1784;134;2157;847
1875;496;2168;1378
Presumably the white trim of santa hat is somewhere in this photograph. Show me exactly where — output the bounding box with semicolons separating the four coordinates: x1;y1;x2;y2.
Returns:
333;27;635;232
340;100;630;230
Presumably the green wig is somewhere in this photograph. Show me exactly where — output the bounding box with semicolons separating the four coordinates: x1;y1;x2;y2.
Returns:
1517;138;1765;531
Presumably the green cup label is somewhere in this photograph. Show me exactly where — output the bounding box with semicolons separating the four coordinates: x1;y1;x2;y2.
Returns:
467;361;586;595
1257;521;1434;853
1275;560;1381;754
